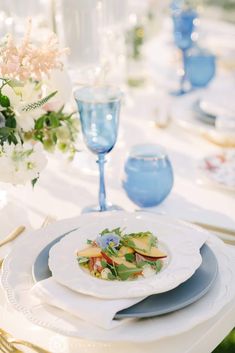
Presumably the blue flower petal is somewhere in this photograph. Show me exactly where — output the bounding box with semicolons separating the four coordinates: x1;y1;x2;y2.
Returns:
97;233;120;249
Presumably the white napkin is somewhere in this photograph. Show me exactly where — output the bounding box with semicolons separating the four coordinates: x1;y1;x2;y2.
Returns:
31;278;145;329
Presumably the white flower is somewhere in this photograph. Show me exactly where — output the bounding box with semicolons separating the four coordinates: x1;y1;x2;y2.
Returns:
0;142;47;185
15;104;44;132
42;69;72;112
2;82;44;132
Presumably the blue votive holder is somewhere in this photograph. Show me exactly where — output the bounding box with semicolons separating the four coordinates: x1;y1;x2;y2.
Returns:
123;144;174;208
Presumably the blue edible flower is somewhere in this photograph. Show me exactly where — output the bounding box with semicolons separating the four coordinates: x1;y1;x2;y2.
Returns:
97;233;120;249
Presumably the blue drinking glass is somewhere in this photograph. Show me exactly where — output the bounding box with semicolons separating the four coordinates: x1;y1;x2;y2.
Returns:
74;86;122;212
184;47;216;88
123;144;174;208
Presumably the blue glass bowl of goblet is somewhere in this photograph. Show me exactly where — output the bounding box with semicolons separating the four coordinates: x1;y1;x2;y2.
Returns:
123;144;174;208
172;8;198;50
185;47;216;88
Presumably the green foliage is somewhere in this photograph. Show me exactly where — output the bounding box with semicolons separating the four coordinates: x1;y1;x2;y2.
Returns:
213;329;235;353
22;91;57;112
0;94;10;107
31;177;39;188
32;107;79;158
126;25;145;60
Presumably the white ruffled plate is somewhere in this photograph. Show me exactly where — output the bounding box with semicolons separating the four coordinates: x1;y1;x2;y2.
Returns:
1;212;235;342
48;212;205;299
172;92;235;147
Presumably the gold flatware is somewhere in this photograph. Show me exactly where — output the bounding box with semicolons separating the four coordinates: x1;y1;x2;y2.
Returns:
0;216;56;269
0;226;25;248
192;221;235;237
135;210;235;244
0;329;50;353
0;332;23;353
40;215;56;229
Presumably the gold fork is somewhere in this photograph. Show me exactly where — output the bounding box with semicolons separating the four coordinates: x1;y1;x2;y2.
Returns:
0;333;23;353
0;226;26;248
0;329;50;353
0;215;56;269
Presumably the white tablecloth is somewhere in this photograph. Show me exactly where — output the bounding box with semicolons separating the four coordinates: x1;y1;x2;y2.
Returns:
0;16;235;353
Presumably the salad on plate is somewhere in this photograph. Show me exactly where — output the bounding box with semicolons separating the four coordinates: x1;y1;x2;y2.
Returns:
77;228;167;281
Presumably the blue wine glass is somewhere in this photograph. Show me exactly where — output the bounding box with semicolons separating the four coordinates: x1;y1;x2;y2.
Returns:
123;144;174;208
184;47;216;88
74;86;122;212
172;7;198;95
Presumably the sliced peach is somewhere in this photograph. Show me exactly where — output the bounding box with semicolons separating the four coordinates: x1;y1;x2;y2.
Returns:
77;246;102;258
130;237;151;254
118;246;134;257
129;237;166;258
136;246;167;258
101;252;136;269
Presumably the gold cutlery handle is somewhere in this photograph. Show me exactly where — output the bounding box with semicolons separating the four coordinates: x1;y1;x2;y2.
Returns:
9;338;51;353
192;222;235;237
0;226;25;248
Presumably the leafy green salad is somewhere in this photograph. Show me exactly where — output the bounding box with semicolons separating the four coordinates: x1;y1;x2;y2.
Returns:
76;228;167;281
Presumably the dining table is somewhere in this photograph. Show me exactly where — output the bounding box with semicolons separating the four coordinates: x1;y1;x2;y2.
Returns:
0;15;235;353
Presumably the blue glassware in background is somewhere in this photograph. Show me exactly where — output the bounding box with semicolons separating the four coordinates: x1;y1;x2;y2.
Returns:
74;86;122;212
172;8;197;51
171;6;198;95
185;47;216;88
123;144;174;208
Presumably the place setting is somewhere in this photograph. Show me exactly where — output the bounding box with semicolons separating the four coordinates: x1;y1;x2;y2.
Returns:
2;209;235;343
0;1;235;353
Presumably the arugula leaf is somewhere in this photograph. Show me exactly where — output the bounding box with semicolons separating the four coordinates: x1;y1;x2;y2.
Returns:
121;237;135;248
77;257;89;264
101;260;107;268
100;227;123;237
155;260;163;272
107;273;116;280
117;264;141;281
124;253;135;262
127;231;153;239
86;239;93;245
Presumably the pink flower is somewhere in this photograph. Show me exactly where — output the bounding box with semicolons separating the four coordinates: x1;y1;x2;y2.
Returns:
0;19;69;82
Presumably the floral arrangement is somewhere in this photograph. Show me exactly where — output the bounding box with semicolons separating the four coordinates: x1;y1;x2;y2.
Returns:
0;20;79;186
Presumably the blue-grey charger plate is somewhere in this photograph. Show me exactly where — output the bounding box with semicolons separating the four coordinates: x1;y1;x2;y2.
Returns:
193;100;216;126
32;238;218;319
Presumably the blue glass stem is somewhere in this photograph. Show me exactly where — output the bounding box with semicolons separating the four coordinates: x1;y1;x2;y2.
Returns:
97;154;107;211
180;49;187;94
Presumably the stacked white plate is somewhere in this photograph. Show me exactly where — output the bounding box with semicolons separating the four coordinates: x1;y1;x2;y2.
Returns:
1;212;235;342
